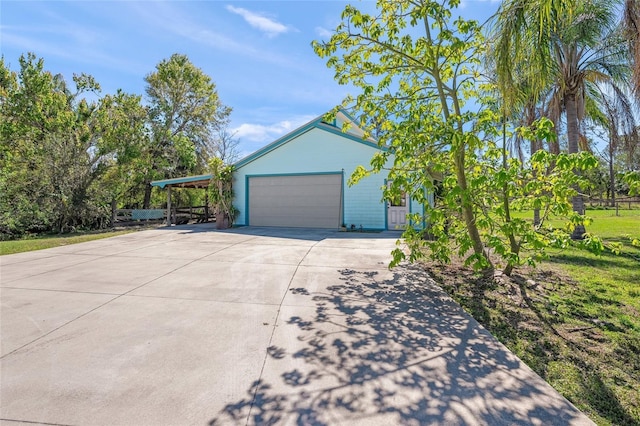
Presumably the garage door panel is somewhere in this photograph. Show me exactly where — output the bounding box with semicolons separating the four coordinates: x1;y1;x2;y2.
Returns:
249;175;341;228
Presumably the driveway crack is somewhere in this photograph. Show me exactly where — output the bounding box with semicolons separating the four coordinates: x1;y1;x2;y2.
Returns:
245;239;318;426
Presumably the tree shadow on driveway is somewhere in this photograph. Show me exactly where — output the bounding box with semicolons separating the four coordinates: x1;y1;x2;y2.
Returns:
209;266;592;425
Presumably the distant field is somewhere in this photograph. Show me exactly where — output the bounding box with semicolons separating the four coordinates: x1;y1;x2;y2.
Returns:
512;206;640;218
511;207;640;236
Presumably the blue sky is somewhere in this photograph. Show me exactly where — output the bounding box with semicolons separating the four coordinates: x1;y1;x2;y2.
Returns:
1;0;500;157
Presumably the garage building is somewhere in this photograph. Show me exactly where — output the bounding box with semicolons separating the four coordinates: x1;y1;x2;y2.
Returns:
233;111;426;230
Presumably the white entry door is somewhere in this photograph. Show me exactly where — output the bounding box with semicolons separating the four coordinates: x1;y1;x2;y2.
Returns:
387;184;409;229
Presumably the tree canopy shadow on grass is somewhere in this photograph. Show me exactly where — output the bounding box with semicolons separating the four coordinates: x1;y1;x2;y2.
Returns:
548;252;635;269
209;266;591;426
429;260;639;425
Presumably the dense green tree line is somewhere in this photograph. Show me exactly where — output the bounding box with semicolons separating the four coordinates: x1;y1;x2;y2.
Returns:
0;53;234;239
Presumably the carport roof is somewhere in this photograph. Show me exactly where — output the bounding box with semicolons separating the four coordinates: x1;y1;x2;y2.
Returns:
150;174;212;189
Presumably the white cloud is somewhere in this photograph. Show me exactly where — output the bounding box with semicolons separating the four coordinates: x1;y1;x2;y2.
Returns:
226;5;291;37
131;3;249;52
0;32;143;75
315;26;333;39
232;115;317;145
128;2;297;68
233;120;294;142
1;32;74;60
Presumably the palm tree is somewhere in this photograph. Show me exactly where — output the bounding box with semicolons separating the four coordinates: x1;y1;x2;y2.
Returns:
491;0;630;239
624;0;640;101
588;85;638;207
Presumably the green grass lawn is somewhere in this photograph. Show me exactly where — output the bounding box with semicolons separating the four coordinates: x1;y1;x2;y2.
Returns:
0;229;137;255
427;208;640;426
541;213;639;425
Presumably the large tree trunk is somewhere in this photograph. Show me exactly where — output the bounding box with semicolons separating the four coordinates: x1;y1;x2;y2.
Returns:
565;91;580;156
609;141;616;208
143;183;152;209
548;116;561;155
565;92;586;239
531;138;541;227
454;145;490;269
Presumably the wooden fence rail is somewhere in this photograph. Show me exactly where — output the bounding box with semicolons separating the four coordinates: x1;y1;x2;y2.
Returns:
111;205;211;226
586;197;640;211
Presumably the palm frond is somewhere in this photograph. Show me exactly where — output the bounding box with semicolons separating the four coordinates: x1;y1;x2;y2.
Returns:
624;0;640;101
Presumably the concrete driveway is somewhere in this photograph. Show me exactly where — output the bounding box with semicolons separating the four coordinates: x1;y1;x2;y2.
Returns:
1;225;592;425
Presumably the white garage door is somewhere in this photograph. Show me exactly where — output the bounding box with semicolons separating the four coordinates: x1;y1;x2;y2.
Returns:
248;174;342;228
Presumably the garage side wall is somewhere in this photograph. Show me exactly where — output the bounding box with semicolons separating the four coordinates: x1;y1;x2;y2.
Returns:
233;127;390;229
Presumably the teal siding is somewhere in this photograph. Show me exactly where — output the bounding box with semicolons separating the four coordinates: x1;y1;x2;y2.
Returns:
233;127;390;229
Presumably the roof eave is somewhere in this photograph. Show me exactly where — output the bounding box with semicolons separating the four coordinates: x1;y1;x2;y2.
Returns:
150;174;213;189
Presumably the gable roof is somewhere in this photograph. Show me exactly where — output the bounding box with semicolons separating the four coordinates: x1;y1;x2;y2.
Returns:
234;109;382;169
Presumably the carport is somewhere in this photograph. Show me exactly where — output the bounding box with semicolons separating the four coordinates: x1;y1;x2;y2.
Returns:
150;174;212;225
